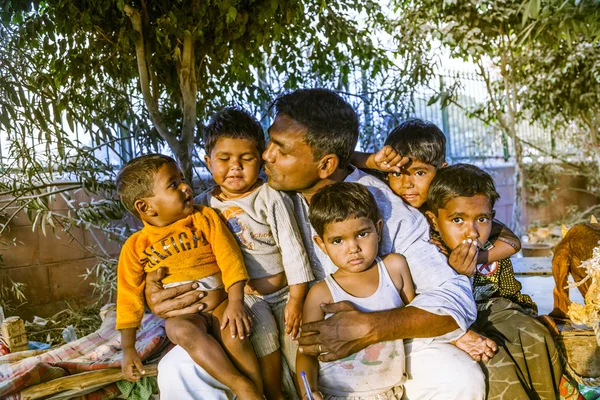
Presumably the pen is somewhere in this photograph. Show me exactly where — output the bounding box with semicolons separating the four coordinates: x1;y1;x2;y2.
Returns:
300;371;314;400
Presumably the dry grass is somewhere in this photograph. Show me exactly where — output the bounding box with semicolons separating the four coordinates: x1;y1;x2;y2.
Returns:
25;302;103;347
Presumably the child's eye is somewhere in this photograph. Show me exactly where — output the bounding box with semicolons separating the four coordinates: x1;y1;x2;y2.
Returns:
218;157;229;161
331;239;342;245
357;231;369;238
478;217;490;223
242;157;256;162
415;171;426;176
452;217;463;224
390;172;402;177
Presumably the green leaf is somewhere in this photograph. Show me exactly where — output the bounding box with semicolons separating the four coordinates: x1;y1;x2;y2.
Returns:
226;6;237;25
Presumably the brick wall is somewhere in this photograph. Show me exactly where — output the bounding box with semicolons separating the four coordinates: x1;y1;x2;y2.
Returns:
0;190;122;320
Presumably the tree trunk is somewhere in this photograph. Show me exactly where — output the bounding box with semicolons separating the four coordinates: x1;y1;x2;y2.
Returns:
511;134;524;237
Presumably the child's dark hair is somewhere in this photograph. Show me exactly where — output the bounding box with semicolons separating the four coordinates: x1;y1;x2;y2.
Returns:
427;163;500;214
116;154;177;219
309;182;380;237
203;107;266;156
384;118;446;169
273;88;359;169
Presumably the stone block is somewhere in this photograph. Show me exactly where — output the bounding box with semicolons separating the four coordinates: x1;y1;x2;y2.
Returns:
83;227;122;258
48;258;98;301
0;225;39;268
37;225;86;264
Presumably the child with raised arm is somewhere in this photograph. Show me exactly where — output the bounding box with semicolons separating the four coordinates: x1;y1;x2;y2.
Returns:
424;164;561;399
197;107;314;400
297;182;414;400
352;118;521;267
115;154;263;400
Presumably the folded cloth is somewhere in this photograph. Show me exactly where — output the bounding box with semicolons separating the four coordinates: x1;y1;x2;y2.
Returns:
0;310;167;399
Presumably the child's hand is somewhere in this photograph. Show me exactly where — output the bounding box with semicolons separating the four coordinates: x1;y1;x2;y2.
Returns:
302;391;324;400
454;329;497;362
285;298;304;339
448;239;478;277
366;145;409;173
221;300;252;340
121;347;145;382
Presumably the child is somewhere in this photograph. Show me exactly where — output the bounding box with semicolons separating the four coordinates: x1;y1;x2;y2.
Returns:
197;107;314;400
424;164;561;399
353;118;521;273
297;182;415;400
115;154;263;400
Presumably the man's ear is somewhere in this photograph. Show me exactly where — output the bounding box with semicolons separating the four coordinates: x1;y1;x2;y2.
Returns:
134;199;156;217
317;154;339;179
313;235;328;255
425;210;439;232
441;162;449;168
204;155;212;172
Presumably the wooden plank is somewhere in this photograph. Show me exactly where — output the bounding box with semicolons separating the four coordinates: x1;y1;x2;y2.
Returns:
555;325;600;378
511;256;552;275
20;364;158;400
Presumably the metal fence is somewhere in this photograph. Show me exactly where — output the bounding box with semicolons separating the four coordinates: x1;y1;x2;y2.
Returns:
0;69;579;169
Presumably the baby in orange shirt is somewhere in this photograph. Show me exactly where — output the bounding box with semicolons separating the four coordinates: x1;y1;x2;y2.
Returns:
115;154;263;400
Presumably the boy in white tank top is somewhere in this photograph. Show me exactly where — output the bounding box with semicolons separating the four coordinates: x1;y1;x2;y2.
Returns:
296;182;415;400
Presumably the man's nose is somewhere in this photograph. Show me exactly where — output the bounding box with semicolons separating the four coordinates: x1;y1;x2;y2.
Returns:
263;142;274;162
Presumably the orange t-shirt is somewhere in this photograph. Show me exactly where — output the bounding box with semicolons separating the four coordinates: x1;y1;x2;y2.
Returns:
116;206;248;330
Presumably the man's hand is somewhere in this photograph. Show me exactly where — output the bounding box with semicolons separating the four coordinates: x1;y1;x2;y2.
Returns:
365;145;410;173
448;239;479;277
145;267;207;318
454;329;497;362
297;301;374;362
285;298;303;339
221;300;252;340
121;347;145;382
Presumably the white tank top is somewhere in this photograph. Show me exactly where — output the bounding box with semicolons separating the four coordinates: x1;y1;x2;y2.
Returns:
318;257;407;397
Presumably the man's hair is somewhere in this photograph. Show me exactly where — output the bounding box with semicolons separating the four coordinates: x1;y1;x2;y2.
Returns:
384;118;447;169
273;88;359;168
203;107;266;157
309;182;380;237
427;163;500;214
116;154;177;219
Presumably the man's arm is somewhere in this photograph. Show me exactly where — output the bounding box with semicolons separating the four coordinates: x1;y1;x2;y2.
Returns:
298;301;458;361
145;267;207;318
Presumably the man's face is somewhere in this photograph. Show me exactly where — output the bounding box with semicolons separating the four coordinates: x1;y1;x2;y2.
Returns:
387;159;437;208
263;114;322;192
427;194;494;251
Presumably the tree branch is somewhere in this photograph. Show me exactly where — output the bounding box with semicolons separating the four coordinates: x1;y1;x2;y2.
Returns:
123;4;179;153
178;30;197;151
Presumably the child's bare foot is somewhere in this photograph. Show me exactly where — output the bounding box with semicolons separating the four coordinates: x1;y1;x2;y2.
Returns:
231;379;263;400
455;329;497;362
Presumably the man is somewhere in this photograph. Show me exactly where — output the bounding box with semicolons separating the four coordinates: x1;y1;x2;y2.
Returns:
146;89;484;399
